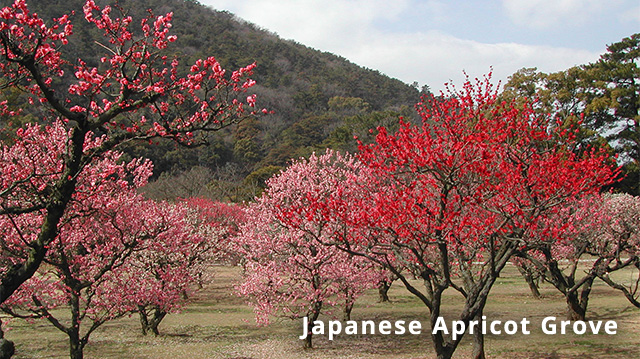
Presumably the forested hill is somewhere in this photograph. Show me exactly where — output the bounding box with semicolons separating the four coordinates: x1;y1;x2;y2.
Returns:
23;0;421;200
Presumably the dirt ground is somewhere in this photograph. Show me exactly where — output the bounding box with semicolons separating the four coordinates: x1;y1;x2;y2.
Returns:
3;264;639;358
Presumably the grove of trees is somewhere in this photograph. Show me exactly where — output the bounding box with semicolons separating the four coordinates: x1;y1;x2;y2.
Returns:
237;75;623;359
0;1;638;359
0;0;260;357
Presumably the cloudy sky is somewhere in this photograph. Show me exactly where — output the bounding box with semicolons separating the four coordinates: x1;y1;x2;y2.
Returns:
199;0;639;92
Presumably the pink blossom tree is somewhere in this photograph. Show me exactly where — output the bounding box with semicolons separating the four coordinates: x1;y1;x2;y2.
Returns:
594;193;640;307
115;198;251;338
0;0;261;309
291;76;617;359
129;198;251;336
0;122;220;357
234;150;381;349
122;200;214;337
519;193;640;318
184;197;247;266
0;123;155;359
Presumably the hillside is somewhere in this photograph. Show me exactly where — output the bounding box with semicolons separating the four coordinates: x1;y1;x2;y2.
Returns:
19;0;421;200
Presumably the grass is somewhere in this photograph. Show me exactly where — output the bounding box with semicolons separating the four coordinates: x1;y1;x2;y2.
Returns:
3;264;639;359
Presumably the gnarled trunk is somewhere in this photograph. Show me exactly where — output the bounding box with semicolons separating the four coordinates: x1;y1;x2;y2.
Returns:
138;305;168;336
377;280;391;302
565;276;594;321
566;292;587;321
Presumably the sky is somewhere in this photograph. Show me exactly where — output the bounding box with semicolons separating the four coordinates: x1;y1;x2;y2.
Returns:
198;0;640;92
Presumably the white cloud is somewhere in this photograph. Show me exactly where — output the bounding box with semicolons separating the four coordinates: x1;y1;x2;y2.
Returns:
342;30;600;92
501;0;614;29
200;0;603;92
209;0;410;47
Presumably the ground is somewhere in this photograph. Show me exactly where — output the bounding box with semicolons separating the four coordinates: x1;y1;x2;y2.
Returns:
3;264;639;358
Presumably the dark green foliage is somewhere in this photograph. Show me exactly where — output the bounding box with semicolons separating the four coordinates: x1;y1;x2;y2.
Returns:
580;34;639;195
501;34;639;194
241;165;282;198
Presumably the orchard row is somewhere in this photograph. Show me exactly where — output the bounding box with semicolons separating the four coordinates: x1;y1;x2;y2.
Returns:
0;2;637;359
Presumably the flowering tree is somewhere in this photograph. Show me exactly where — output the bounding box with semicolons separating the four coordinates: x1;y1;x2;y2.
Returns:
293;76;617;359
123;200;214;337
1;121;222;357
594;194;640;307
513;196;607;320
0;122;149;358
519;193;640;319
185;197;247;266
128;198;249;337
0;195;162;359
234;151;380;349
0;0;261;308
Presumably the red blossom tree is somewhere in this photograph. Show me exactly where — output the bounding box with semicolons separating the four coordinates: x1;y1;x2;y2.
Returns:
0;0;261;311
233;150;381;349
287;75;617;359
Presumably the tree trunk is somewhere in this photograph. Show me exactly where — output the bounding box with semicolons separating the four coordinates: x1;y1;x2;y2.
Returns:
520;268;542;299
565;291;586;321
565;276;594;321
68;329;85;359
138;307;149;336
343;300;353;322
138;306;167;336
471;311;486;359
435;348;454;359
378;280;391;302
303;302;322;349
524;274;542;299
302;315;314;349
343;289;355;321
303;326;313;349
0;320;14;359
0;340;13;359
429;289;454;359
148;309;167;336
68;289;87;359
